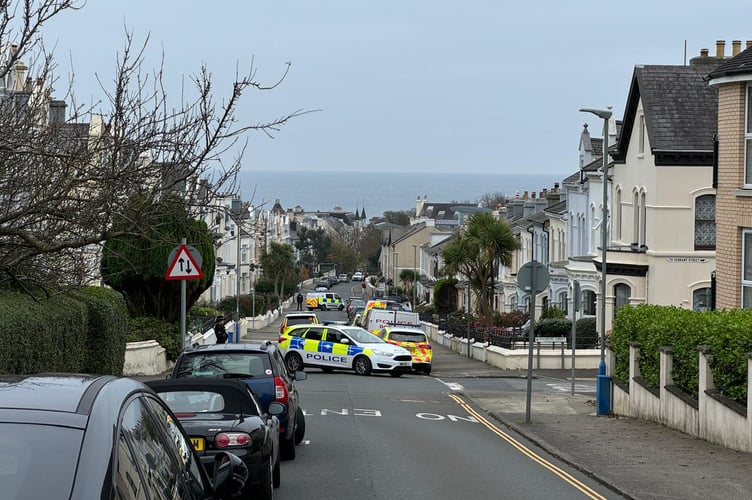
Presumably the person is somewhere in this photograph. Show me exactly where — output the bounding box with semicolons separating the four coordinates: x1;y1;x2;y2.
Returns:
214;316;228;344
296;292;304;311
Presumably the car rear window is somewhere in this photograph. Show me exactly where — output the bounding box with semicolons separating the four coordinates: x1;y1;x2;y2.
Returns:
389;332;427;343
287;316;316;326
177;353;272;378
161;390;227;413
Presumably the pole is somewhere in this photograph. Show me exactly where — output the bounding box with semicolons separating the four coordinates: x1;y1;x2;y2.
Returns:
570;280;579;396
234;227;240;344
525;264;537;424
597;115;611;415
466;286;471;359
413;244;418;311
180;237;187;351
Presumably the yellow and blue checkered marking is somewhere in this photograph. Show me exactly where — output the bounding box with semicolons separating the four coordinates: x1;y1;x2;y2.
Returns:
287;336;364;356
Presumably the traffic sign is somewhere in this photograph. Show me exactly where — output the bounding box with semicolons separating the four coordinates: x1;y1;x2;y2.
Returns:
516;260;549;293
165;244;204;280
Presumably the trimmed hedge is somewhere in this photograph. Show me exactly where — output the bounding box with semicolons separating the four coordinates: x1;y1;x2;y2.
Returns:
128;316;182;362
611;305;752;404
0;287;128;375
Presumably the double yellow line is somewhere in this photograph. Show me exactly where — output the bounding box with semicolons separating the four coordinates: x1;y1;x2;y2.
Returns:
448;393;608;500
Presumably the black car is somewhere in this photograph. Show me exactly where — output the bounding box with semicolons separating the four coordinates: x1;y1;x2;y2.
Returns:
146;377;282;500
171;340;307;461
0;374;247;500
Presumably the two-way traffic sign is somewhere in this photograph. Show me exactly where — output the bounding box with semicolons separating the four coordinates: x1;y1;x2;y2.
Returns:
165;244;204;280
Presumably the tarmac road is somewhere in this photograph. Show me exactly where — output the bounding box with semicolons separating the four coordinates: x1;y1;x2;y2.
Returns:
246;299;752;500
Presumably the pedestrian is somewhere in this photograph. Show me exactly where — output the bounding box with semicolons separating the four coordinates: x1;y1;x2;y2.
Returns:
296;292;304;310
214;316;228;344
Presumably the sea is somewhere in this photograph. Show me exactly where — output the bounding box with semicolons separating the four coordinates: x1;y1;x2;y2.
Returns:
236;170;565;217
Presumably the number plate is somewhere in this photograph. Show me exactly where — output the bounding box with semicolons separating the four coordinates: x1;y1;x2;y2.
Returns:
190;437;205;451
399;361;411;366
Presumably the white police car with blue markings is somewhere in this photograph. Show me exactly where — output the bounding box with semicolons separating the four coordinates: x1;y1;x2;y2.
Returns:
279;324;413;377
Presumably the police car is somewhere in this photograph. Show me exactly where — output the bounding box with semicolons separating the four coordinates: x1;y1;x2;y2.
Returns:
279;324;413;377
376;326;433;374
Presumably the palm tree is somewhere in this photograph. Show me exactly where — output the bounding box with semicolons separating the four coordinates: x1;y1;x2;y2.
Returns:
441;212;519;326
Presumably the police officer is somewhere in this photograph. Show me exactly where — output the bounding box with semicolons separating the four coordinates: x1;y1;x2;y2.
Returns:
296;292;304;310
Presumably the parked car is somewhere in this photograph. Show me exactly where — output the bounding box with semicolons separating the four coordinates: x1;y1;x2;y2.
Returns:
338;273;349;283
376;326;433;374
315;279;330;289
0;374;248;500
351;271;365;281
346;298;366;321
279;323;413;376
146;377;282;500
171;341;307;461
328;275;339;285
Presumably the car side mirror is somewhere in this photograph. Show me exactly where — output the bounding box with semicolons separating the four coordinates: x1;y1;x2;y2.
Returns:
212;452;248;498
340;338;350;345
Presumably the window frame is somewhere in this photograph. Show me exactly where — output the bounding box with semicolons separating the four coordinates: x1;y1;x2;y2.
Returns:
694;194;716;250
745;85;752;186
614;283;631;318
742;230;752;308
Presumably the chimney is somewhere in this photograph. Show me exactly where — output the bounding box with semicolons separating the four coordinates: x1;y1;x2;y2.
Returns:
523;190;529;200
700;48;709;57
554;182;560;192
531;192;536;200
747;41;752;50
716;40;725;58
732;40;742;56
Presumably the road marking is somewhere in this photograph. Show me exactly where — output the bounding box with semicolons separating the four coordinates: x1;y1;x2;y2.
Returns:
448;394;608;500
546;383;596;393
435;378;465;391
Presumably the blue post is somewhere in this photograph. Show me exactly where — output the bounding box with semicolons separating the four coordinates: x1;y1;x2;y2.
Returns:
596;359;611;415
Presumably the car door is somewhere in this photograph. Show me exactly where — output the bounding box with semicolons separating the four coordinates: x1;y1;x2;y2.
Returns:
321;328;352;369
300;326;326;368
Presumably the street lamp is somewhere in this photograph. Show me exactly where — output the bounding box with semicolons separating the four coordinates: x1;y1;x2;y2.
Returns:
580;107;612;416
412;244;418;310
392;251;398;298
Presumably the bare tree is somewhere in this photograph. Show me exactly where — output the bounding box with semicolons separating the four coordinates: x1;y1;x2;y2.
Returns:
0;2;308;293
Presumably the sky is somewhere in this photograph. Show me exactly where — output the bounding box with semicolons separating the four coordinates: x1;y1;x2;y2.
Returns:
38;1;752;177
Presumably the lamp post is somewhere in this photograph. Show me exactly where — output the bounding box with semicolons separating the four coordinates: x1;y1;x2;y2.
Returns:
580;107;612;416
235;230;240;344
412;244;418;311
392;252;398;298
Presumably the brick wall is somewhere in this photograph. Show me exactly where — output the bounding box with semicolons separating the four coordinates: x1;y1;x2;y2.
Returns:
716;83;747;309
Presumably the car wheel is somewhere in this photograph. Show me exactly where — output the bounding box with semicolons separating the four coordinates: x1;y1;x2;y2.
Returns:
319;304;326;311
353;355;371;376
338;304;344;311
273;453;281;488
255;455;273;500
294;406;306;444
424;365;432;375
281;435;296;461
285;352;304;373
389;371;403;377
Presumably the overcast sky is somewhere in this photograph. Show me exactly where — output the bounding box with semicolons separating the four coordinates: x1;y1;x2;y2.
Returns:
42;1;752;177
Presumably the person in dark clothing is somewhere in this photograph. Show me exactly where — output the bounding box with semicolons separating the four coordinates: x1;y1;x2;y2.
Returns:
296;292;304;311
214;316;228;344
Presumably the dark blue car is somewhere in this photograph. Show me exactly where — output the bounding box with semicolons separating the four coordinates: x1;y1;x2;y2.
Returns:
171;341;307;460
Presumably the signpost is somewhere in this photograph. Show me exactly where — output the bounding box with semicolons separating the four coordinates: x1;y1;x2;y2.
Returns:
165;239;203;350
516;260;550;424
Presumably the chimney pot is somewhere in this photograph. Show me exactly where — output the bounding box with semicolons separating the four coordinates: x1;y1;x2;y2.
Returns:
531;192;536;200
747;40;752;50
700;48;709;57
733;40;742;56
716;40;726;58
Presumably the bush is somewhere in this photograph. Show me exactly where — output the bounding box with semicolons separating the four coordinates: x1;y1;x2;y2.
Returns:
496;310;528;328
433;278;458;315
574;317;598;349
534;318;572;338
540;304;566;320
128;316;181;361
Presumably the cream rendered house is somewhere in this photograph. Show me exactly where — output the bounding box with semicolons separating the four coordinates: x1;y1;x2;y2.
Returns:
603;54;720;333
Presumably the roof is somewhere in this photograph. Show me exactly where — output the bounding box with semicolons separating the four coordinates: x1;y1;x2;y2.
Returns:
417;202;477;220
615;65;717;164
708;45;752;80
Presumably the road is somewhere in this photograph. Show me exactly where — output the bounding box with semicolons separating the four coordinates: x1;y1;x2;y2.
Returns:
267;282;621;500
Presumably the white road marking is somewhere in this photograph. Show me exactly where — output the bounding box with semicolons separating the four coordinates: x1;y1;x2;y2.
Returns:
435;378;465;391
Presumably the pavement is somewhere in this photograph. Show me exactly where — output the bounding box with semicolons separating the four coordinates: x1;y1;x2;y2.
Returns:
209;305;752;499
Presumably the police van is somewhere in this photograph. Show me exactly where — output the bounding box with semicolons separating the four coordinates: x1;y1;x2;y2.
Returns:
305;292;344;311
278;324;412;376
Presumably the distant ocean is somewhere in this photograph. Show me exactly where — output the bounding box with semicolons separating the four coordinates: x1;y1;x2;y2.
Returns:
237;170;565;218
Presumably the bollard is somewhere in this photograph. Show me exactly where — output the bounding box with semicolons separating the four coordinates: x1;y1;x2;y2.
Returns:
596;360;612;415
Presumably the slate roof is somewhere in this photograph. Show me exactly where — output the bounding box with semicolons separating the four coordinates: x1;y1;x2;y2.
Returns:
543;199;567;216
708;46;752;80
417;202;476;220
615;65;717;163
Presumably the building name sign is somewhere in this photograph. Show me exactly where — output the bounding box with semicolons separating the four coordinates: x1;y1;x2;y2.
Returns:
666;257;709;263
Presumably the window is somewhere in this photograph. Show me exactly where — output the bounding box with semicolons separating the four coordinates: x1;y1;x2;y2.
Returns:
694;195;716;250
638;113;646;154
743;231;752;308
582;290;596;315
614;284;631;317
746;85;752;185
615;188;622;241
559;291;568;315
693;288;711;312
633;191;639;245
640;192;647;246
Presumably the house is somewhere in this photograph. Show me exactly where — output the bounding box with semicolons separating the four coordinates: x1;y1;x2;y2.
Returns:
601;47;722;332
707;40;752;309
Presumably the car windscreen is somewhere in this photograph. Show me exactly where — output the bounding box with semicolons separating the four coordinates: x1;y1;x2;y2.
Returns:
176;352;272;378
156;388;259;416
340;326;386;344
0;424;81;500
389;332;427;343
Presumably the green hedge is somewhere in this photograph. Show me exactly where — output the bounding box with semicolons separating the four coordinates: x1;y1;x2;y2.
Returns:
128;316;182;362
0;287;128;375
611;305;752;404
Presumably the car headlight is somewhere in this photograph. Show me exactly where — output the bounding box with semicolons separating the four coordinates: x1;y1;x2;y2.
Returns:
371;349;393;357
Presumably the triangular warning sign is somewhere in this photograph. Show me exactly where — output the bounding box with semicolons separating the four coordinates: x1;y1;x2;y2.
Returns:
165;245;204;280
